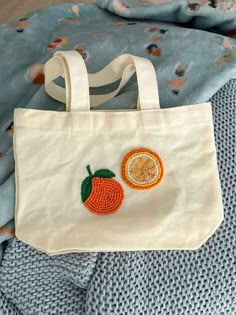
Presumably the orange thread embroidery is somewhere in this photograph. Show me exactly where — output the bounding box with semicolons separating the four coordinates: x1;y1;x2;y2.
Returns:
84;178;124;215
81;165;124;215
121;148;164;190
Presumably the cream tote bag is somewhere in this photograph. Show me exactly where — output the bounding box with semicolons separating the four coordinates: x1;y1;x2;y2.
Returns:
14;51;224;255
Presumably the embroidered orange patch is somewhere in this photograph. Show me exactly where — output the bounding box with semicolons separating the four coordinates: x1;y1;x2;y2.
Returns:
81;165;124;215
121;148;164;190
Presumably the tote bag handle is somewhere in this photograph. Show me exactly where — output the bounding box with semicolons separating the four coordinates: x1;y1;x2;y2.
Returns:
44;51;160;111
45;51;136;111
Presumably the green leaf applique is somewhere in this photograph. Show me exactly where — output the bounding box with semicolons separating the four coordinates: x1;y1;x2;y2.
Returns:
81;176;92;202
94;169;115;178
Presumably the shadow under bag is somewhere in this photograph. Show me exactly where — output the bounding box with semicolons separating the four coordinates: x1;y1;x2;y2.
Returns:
13;51;223;255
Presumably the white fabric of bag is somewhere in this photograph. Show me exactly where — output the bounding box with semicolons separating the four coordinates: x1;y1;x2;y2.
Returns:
13;51;224;255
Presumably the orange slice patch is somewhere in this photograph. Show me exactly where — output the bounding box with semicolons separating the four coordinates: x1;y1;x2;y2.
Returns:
122;148;164;190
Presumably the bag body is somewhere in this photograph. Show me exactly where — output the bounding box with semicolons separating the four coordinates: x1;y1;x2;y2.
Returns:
14;51;223;255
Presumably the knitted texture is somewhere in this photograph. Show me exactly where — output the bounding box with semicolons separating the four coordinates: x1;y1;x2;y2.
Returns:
0;291;22;315
85;79;236;315
0;240;97;314
0;80;235;314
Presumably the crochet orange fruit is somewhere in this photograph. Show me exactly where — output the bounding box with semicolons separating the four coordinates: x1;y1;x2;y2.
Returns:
122;148;164;190
81;165;124;215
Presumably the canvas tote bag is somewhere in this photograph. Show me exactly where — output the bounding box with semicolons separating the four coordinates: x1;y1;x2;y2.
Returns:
13;51;224;255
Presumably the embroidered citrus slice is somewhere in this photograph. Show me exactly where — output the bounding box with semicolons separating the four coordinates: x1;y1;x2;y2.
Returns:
121;148;164;190
81;165;124;215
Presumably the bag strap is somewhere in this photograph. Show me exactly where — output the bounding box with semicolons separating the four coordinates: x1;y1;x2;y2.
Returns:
44;51;90;112
44;53;142;110
44;51;160;111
